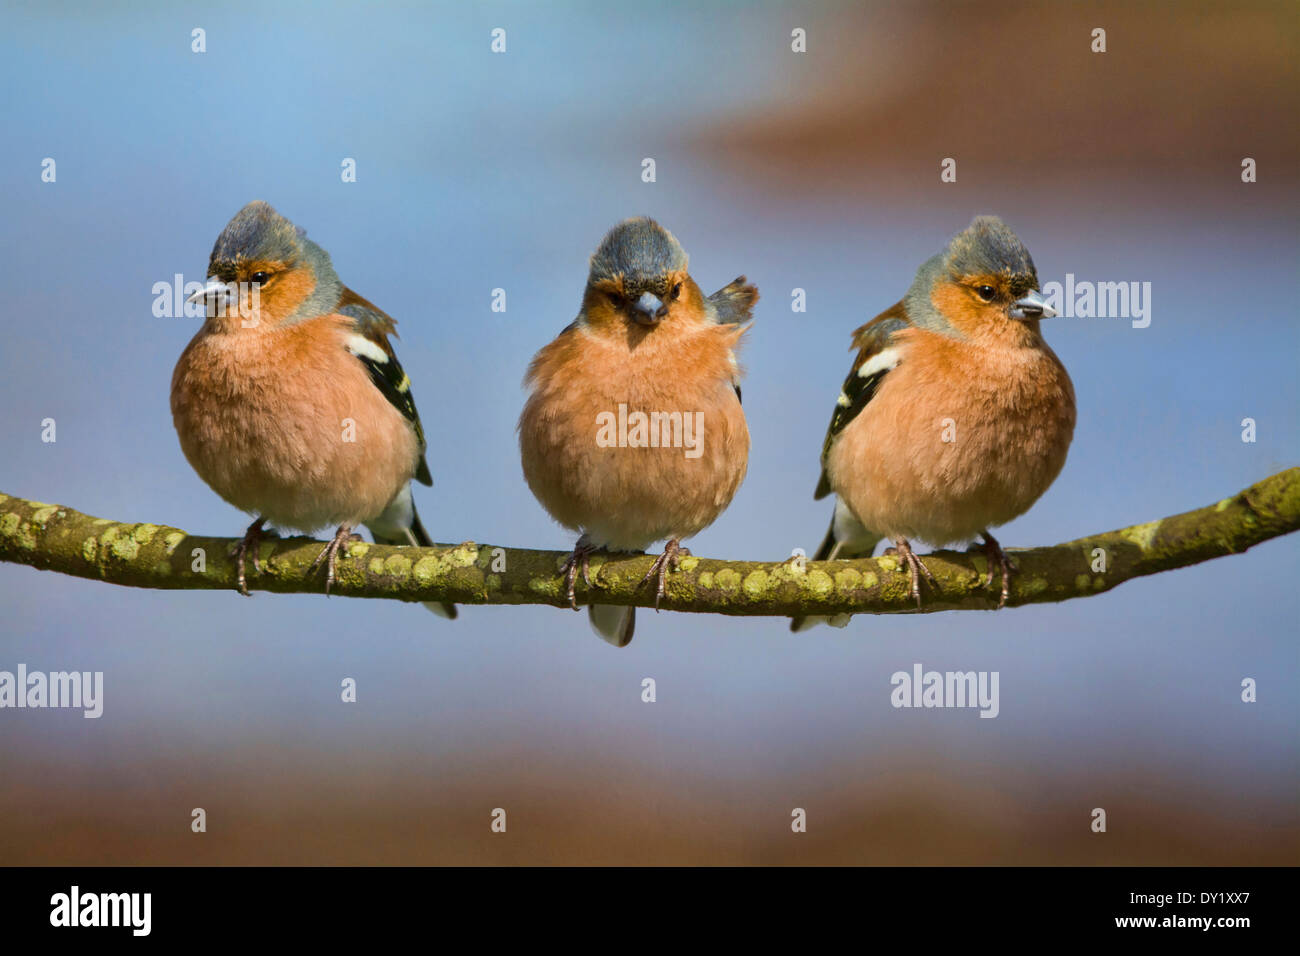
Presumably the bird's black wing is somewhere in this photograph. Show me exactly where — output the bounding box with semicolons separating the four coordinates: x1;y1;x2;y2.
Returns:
338;287;433;486
814;302;910;500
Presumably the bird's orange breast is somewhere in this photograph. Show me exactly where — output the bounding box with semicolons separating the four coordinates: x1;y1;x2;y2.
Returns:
519;319;749;550
170;314;420;532
828;326;1076;545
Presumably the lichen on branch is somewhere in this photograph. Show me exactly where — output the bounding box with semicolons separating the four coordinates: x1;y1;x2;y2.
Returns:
0;467;1297;617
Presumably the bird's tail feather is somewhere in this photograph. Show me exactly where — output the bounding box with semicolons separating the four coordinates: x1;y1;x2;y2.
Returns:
370;503;458;620
588;604;635;647
790;514;868;633
812;518;838;562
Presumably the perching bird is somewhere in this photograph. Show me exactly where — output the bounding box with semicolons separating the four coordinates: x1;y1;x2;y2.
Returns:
170;200;455;618
792;215;1075;630
519;217;756;646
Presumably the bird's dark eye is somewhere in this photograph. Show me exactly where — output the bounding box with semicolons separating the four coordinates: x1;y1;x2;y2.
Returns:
671;283;682;300
250;271;271;285
976;285;996;301
606;291;623;307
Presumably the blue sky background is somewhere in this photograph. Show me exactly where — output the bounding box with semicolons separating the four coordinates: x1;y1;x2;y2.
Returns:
1;1;1296;863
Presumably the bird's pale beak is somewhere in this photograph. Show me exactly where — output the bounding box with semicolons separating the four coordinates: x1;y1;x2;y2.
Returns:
1010;289;1057;320
186;279;235;312
632;291;667;325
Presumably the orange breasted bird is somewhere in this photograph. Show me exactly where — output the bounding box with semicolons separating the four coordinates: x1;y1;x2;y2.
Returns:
792;215;1075;630
519;217;756;646
170;200;455;617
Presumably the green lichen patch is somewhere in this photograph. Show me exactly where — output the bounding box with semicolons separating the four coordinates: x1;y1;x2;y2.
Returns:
31;505;59;525
713;568;742;591
132;523;159;544
1020;575;1050;597
0;513;37;551
806;569;834;598
412;555;443;586
382;553;413;578
528;573;560;598
834;567;863;591
1122;520;1161;552
448;544;480;567
106;528;140;561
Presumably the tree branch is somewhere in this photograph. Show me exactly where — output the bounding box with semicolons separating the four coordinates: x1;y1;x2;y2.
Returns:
1;468;1297;617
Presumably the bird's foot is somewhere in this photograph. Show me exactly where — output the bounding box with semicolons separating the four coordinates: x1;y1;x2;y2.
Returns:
885;537;936;608
977;530;1017;609
309;524;360;595
640;538;690;611
231;517;270;596
560;534;600;610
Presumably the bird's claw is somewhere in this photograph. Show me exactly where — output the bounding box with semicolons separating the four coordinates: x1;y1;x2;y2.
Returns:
888;538;936;609
560;536;598;610
231;517;268;597
310;525;359;595
979;531;1017;609
640;538;690;611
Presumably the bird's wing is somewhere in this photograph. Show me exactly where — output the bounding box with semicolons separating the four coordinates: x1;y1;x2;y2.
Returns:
813;301;910;500
708;275;759;325
337;287;433;486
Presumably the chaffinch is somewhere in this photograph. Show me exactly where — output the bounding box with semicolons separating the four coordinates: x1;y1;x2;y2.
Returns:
170;200;455;618
518;217;756;646
792;215;1075;630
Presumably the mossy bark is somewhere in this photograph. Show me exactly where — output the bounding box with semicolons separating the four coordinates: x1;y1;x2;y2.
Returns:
1;467;1296;617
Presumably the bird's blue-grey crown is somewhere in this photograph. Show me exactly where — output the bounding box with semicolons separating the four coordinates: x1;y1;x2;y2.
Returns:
207;200;342;320
943;215;1038;285
904;215;1041;328
588;217;689;294
209;200;303;268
